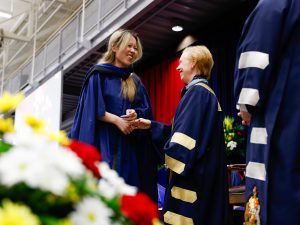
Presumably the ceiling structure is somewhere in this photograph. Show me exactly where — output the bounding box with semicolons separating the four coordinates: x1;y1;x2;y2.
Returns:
0;0;83;77
0;0;256;129
64;0;247;87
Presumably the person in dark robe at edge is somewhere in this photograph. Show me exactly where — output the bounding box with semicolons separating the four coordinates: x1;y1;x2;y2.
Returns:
234;0;300;224
69;29;158;202
133;45;228;225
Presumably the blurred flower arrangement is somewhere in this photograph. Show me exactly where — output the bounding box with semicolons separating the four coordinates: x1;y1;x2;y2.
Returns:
0;92;161;225
223;116;246;163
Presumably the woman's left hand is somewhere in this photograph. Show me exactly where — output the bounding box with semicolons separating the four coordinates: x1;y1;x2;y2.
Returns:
121;109;137;121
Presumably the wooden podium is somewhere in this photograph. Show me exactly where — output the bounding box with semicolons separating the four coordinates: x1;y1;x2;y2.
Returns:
228;164;246;225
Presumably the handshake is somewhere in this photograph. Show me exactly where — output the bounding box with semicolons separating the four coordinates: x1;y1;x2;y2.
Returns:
119;109;151;135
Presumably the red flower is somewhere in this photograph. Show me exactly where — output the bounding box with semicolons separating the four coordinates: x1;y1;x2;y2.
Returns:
120;192;159;225
67;140;102;178
237;131;242;136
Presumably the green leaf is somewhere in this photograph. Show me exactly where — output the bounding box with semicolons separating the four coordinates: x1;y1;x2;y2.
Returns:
0;141;12;153
0;183;74;217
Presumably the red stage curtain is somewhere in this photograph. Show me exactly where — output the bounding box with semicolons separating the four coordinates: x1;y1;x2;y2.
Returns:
141;56;184;124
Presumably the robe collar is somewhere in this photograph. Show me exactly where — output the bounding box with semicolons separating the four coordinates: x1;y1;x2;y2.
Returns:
80;64;132;97
95;64;131;80
181;75;208;97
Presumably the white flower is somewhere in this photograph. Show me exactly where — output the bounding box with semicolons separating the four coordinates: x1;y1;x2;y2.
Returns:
0;135;85;195
0;147;69;195
118;183;137;196
70;197;113;225
98;162;119;180
5;130;85;176
4;132;82;177
98;179;118;199
227;141;237;150
32;147;85;195
4;130;48;149
0;147;38;187
97;162;137;199
40;145;85;178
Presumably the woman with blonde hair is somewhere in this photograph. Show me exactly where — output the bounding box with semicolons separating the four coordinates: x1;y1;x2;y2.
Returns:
135;45;228;224
69;29;158;201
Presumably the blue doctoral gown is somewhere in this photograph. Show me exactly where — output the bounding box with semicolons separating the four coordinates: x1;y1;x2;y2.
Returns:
69;64;158;201
234;1;300;224
152;81;228;225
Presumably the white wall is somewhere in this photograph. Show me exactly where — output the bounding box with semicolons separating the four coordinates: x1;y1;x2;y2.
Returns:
14;71;62;133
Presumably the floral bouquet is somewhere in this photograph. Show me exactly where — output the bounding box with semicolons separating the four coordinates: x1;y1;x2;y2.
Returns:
0;92;161;225
223;116;246;164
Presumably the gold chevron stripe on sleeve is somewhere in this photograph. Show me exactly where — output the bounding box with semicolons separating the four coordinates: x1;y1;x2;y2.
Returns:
170;132;196;150
171;186;197;203
165;154;185;174
164;211;194;225
196;83;222;111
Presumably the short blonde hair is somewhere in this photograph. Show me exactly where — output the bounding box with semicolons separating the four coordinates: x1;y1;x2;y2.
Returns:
183;45;214;80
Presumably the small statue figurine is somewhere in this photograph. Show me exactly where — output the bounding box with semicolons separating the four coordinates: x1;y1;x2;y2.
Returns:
244;185;260;225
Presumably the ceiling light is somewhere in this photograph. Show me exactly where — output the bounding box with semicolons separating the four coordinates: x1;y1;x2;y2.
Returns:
172;25;183;32
0;10;12;19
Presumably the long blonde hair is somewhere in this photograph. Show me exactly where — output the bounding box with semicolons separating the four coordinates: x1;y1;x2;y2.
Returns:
99;29;143;101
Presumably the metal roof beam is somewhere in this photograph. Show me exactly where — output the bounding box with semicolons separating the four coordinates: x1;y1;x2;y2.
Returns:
0;29;30;42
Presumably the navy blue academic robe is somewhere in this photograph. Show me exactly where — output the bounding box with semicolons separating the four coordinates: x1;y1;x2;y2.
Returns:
152;81;228;225
234;0;300;224
69;64;158;201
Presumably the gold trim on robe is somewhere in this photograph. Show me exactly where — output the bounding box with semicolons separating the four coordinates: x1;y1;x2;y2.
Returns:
196;83;222;111
164;211;194;225
170;132;196;150
165;154;185;174
171;186;197;203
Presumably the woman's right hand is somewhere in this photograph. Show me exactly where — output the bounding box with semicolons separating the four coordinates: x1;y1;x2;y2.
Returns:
98;112;134;135
115;117;134;135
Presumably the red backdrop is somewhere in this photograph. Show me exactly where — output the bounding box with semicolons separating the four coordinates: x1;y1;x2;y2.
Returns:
141;56;184;124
